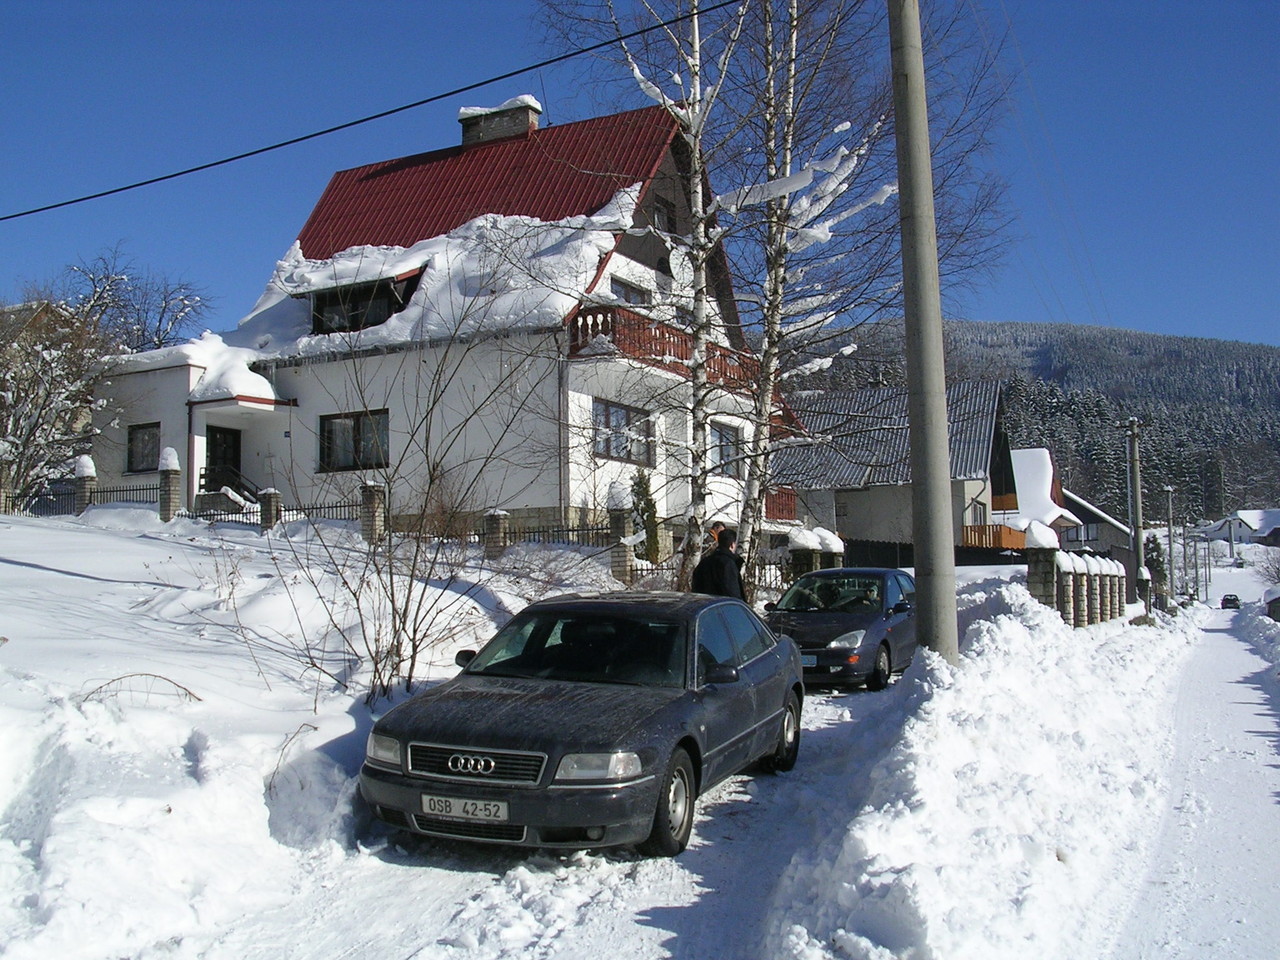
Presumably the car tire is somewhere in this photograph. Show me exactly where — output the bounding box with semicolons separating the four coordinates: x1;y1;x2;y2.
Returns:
866;643;891;691
762;690;801;773
639;748;696;857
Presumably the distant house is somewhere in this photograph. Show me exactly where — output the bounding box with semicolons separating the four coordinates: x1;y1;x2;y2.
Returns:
1061;487;1136;580
772;380;1079;562
1203;510;1280;548
91;98;791;543
1265;585;1280;623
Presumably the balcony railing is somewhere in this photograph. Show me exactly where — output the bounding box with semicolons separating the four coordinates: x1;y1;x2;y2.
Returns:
962;524;1027;550
765;486;797;521
568;305;759;390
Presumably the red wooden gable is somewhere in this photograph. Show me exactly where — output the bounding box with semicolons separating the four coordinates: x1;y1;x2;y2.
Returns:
295;105;678;260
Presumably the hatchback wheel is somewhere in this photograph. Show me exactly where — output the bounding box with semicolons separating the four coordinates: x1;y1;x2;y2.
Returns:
639;748;695;857
866;643;891;691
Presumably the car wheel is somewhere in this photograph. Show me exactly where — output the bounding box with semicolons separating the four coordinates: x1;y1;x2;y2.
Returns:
866;643;891;691
762;690;801;773
639;748;696;857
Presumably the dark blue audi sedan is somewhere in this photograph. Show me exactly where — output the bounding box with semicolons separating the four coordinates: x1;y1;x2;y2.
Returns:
359;592;803;856
764;567;918;690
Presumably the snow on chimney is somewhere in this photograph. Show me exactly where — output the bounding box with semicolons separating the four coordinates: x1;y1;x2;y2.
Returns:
458;95;543;146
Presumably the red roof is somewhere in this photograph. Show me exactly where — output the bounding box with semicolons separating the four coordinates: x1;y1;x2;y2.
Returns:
295;106;678;260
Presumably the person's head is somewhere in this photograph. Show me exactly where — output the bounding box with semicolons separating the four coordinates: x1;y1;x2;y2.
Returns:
717;527;737;551
708;520;725;537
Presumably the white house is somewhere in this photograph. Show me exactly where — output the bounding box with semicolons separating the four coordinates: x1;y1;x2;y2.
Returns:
92;98;793;546
1202;509;1280;548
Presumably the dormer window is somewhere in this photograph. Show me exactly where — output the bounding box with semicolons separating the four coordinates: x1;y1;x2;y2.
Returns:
610;277;651;306
311;273;421;335
651;197;679;235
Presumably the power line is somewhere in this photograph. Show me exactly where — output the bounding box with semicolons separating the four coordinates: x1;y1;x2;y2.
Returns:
1;0;740;224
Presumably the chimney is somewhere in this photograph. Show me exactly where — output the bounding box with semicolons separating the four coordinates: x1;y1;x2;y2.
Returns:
458;96;542;146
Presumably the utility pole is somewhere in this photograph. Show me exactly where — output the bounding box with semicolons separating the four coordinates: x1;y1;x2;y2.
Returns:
1164;485;1175;603
1124;417;1146;605
888;0;958;663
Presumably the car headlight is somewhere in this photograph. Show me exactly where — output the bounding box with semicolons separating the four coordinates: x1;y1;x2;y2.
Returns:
554;752;643;782
827;630;866;649
366;732;402;768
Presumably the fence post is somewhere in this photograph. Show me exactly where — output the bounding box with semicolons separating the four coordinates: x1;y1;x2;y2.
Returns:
1055;553;1076;626
361;483;387;543
484;509;509;560
159;467;182;523
74;455;97;515
259;489;282;532
0;489;12;515
789;548;820;579
608;506;635;585
1025;548;1058;610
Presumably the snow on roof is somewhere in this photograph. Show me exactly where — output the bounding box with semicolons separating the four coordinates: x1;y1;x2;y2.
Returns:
457;95;542;120
1231;509;1280;536
1264;584;1280;604
228;184;641;359
1002;449;1082;530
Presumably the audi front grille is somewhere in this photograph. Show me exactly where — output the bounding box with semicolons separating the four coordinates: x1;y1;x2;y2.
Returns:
407;742;547;785
413;815;527;843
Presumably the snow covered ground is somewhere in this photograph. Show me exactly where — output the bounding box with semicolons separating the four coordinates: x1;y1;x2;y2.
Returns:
1;509;1278;959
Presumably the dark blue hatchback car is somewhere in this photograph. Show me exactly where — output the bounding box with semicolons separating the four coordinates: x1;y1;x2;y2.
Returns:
764;567;918;689
360;592;803;857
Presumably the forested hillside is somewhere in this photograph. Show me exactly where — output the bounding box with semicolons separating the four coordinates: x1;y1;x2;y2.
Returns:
790;319;1280;524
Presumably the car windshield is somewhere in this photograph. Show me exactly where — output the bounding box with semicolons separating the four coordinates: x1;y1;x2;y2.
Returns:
465;612;688;688
776;575;884;613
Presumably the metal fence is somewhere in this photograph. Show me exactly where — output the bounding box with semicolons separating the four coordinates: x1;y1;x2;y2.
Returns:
92;482;162;507
512;524;614;549
281;501;362;524
13;486;76;517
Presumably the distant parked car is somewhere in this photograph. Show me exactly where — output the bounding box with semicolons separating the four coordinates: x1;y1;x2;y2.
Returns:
359;592;803;856
764;567;918;690
1221;594;1241;609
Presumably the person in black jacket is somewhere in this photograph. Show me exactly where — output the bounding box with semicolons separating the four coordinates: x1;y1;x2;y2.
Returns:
691;527;746;600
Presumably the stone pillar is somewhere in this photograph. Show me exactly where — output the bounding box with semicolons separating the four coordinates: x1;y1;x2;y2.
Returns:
159;468;182;523
259;489;282;531
361;483;387;543
1055;553;1075;626
484;510;510;561
1073;566;1088;627
1025;548;1058;609
75;474;97;515
0;489;13;515
1084;555;1102;625
608;507;634;585
790;548;820;579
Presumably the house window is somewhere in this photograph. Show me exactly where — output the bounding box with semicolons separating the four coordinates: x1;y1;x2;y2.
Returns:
710;422;743;479
651;197;678;235
311;275;419;335
592;399;654;466
319;410;389;471
126;422;161;473
1063;523;1098;543
610;277;651;306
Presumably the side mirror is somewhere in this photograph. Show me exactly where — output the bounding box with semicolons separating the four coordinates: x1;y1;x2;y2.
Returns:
893;600;913;615
763;601;777;612
703;664;740;685
455;650;478;668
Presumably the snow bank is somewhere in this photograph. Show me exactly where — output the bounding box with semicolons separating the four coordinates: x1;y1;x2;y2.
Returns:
767;585;1200;960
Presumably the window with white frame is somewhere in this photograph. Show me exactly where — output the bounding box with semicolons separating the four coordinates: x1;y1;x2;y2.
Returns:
592;399;654;466
126;422;161;473
319;409;389;471
709;422;743;479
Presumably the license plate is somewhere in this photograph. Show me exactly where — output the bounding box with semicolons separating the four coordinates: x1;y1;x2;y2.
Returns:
800;654;817;667
421;794;509;822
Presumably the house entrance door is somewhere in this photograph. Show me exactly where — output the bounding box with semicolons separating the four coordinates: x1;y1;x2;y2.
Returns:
205;427;243;493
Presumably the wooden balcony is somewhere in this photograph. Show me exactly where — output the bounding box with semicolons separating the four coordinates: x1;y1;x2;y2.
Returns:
962;524;1027;550
567;305;759;391
765;486;797;521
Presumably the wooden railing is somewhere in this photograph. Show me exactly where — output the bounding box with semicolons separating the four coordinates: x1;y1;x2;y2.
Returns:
765;486;797;521
568;305;759;391
962;524;1027;550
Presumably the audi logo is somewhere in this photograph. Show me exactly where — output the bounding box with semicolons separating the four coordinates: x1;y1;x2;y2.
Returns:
448;753;497;775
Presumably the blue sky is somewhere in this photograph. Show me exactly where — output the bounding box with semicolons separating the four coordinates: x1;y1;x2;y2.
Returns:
2;1;1276;346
